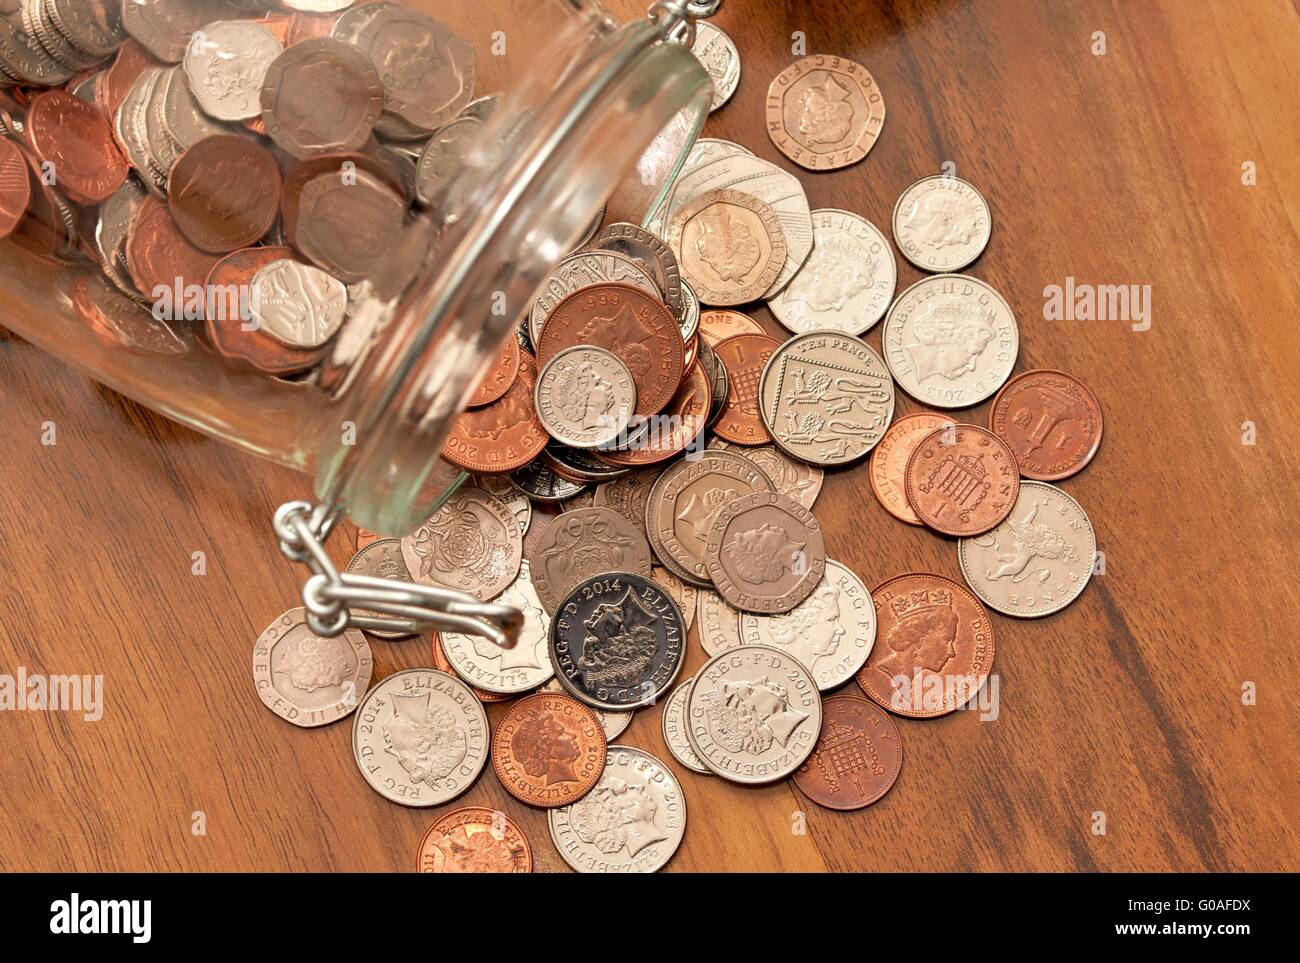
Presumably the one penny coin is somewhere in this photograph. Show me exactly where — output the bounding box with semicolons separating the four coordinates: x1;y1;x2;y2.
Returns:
856;573;995;718
868;412;957;525
699;308;765;346
536;282;685;417
260;37;383;158
442;349;549;472
989;369;1103;480
168;135;281;253
793;695;902;810
417;807;532;873
904;424;1020;536
492;691;607;808
26;89;127;204
705;490;827;614
766;55;885;170
0;137;32;239
710;333;782;444
467;335;521;407
125;196;220;308
668;188;787;306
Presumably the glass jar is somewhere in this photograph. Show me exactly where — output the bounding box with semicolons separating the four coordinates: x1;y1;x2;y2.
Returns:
0;0;712;549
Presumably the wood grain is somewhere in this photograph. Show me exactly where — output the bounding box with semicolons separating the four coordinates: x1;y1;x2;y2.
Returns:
1;0;1297;872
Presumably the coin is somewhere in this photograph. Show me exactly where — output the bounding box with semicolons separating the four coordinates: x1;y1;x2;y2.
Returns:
892;174;991;272
867;412;957;525
492;691;606;807
467;334;521;407
759;330;895;466
473;473;531;535
542;678;632;741
856;574;995;718
413;114;480;206
71;274;188;355
508;459;586;503
591;221;684;321
252;607;372;728
958;480;1097;618
250;259;347;349
288;166;406;283
401;486;523;601
597;362;710;467
882;274;1019;408
120;0;218;64
738;558;875;690
989;369;1103;481
549;571;685;711
529;507;654;614
685;644;822;783
661;679;708;774
668;188;787;306
696;588;744;656
167;135;280;253
708;439;823;509
27;89;127;205
528;250;659;345
904;424;1020;536
205;246;323;373
440;559;552;692
651;565;697;633
535;345;637;449
591;467;661;536
125;195;220;305
767;209;895;334
536;282;684;417
0;137;31;239
260;37;382;158
544;444;630;485
183;19;282;121
765;54;885;170
417;807;532;873
711;333;782;444
646;448;774;586
793;695;902;810
705;490;827;614
548;745;685;873
691;21;740;112
344;537;417;640
351;668;489;807
442;349;549;473
699;308;765;346
431;633;509;704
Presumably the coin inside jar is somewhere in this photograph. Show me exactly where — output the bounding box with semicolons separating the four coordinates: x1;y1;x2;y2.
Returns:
492;691;606;807
704;490;827;614
260;37;383;158
182;19;282;122
249;259;348;349
167;135;281;253
535;345;637;449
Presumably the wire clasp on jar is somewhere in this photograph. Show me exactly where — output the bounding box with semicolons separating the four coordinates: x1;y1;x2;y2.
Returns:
648;0;725;47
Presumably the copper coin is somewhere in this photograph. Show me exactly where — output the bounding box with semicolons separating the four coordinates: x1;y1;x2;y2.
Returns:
71;273;187;355
598;363;710;467
356;527;382;550
442;349;549;472
536;282;684;417
710;333;782;444
417;807;532;873
668;188;787;306
260;37;383;158
26;90;128;205
793;695;903;810
204;246;322;374
125;196;220;309
904;424;1020;537
704;489;827;613
528;507;654;613
492;691;607;808
0;137;31;239
168;135;281;253
766;55;885;171
468;334;522;407
97;41;156;123
869;412;958;525
699;308;765;347
279;151;404;241
989;368;1103;480
856;573;995;718
431;634;509;704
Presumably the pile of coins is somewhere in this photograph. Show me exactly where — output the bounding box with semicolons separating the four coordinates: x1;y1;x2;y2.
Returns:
244;39;1103;872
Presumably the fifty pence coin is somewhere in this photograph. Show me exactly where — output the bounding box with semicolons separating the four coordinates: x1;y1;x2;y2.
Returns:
709;439;823;509
958;480;1097;618
351;668;489;807
739;559;876;691
691;21;740;112
529;507;654;614
344;538;417;640
704;490;827;614
868;412;958;525
892;175;991;272
767;209;895;335
765;54;885;170
661;679;708;774
535;345;636;449
548;745;686;873
904;424;1020;537
549;571;685;711
989;369;1103;481
685;644;822;784
542;678;632;741
417;807;532;873
439;559;552;693
882;274;1019;409
400;486;523;600
759;330;895;466
252;607;372;728
793;695;902;810
492;690;606;807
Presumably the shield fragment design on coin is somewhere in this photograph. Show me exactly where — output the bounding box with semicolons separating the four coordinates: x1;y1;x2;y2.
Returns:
250;259;347;348
400;487;523;600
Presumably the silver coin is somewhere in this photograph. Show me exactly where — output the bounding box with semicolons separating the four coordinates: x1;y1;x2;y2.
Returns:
548;744;686;872
293;168;407;284
250;259;348;349
738;559;876;690
542;678;632;740
183;19;282;121
767;208;895;335
528;249;658;345
708;439;823;509
414;115;482;206
759;330;894;466
472;473;531;536
344;538;416;640
892;174;992;272
647;138;752;235
535;345;637;449
145;66;185;178
691;21;740;112
684;644;822;784
591;221;684;321
351;668;488;807
661;678;708;774
679;278;700;342
115;68;166;195
121;0;216;63
0;7;72;84
95;178;148;300
439;559;553;693
400;486;522;600
253;607;372;728
160;64;225;151
46;0;127;58
881;273;1019;408
650;564;697;633
958;480;1097;617
508;459;587;503
695;588;743;656
281;0;355;11
22;0;96;71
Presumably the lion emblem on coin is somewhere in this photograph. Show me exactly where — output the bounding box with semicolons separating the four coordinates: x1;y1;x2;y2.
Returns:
383;692;467;786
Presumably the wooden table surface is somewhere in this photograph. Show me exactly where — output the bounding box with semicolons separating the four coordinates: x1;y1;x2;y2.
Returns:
2;0;1297;873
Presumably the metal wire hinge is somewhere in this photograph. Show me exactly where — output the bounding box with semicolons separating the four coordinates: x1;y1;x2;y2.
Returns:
273;500;524;648
648;0;724;47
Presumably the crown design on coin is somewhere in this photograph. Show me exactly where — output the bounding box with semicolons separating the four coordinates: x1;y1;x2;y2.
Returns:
578;589;658;689
890;588;954;621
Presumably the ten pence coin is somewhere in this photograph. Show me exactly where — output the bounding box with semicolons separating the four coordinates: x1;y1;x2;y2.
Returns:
417;807;532;873
793;695;902;810
492;691;606;807
252;607;372;728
